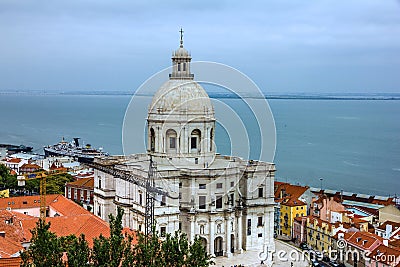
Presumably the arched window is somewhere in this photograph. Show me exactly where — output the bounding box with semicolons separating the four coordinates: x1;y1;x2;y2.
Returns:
166;129;177;153
150;128;155;152
190;129;201;152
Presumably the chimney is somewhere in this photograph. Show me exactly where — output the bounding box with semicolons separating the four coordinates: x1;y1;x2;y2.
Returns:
386;224;393;238
0;231;5;238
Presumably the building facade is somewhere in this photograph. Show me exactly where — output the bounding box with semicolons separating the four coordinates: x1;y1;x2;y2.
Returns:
65;177;94;212
93;35;276;263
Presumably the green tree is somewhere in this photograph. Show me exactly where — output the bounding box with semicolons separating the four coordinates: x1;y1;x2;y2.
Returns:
186;236;214;267
131;227;212;267
63;234;91;267
0;164;17;190
91;207;128;267
20;220;65;267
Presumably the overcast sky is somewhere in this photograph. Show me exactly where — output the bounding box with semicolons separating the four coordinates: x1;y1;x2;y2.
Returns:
1;0;400;93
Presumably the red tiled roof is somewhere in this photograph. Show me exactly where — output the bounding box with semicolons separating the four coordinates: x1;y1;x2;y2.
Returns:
0;257;22;267
274;182;309;201
5;158;21;163
281;197;307;207
345;231;383;251
66;177;94;189
21;214;109;247
20;163;41;169
0;194;92;217
378;221;400;231
390;239;400;249
307;215;334;231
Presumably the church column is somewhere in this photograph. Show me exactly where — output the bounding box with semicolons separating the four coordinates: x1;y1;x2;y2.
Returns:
209;218;215;256
225;216;232;257
237;211;243;254
190;215;196;243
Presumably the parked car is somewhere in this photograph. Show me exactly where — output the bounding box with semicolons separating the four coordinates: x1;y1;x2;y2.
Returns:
300;242;309;250
310;259;319;267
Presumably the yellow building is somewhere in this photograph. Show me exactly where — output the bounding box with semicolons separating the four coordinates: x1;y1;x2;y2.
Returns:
0;189;9;198
306;216;334;252
280;198;307;237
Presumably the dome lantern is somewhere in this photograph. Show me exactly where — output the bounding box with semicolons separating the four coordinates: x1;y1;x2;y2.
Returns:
170;28;193;80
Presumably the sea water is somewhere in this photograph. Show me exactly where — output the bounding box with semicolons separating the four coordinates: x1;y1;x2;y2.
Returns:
0;94;399;196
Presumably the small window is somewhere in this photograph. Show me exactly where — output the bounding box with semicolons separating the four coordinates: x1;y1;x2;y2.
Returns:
195;158;198;164
191;137;197;149
179;192;182;199
231;181;234;187
199;196;206;209
99;178;102;189
160;226;166;237
179;222;182;230
199;184;206;189
23;201;27;205
138;225;142;232
258;188;264;198
183;62;186;71
216;183;223;189
258;233;263;237
139;193;143;205
258;216;263;227
216;196;223;209
179;182;182;188
247;219;251;235
177;63;181;71
169;137;176;149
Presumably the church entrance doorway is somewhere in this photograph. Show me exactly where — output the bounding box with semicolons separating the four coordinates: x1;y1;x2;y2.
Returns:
214;237;223;257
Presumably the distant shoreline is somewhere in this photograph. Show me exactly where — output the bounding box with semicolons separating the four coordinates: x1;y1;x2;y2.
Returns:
1;91;400;100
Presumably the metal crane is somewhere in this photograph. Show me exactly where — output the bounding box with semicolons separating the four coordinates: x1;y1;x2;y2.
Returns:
85;154;176;237
18;171;48;221
18;169;67;221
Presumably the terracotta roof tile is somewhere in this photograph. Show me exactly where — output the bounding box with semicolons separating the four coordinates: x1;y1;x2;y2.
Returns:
0;257;22;267
5;158;21;163
281;197;307;207
274;182;309;200
20;163;41;169
345;231;383;250
66;178;94;189
378;221;400;231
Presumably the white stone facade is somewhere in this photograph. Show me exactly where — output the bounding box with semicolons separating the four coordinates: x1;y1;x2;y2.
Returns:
93;35;275;263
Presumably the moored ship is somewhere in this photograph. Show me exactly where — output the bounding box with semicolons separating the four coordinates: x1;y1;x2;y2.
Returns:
43;137;108;162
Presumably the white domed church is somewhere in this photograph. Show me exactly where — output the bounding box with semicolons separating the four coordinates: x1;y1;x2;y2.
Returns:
93;32;276;264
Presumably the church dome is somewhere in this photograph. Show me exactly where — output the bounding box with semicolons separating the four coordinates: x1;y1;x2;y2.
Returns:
173;46;190;58
149;79;214;116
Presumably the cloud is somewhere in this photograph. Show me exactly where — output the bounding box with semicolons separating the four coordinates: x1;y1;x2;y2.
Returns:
0;0;399;92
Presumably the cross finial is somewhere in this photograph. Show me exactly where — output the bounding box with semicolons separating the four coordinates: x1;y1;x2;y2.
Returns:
179;28;184;47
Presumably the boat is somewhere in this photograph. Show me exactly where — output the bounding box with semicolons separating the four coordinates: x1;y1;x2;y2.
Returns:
43;137;109;162
6;145;33;153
